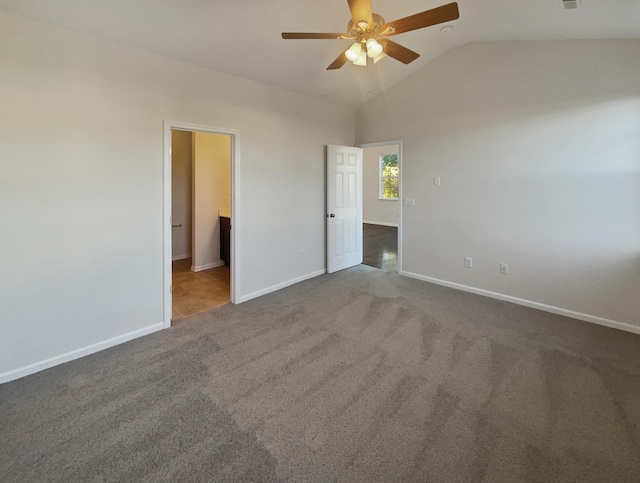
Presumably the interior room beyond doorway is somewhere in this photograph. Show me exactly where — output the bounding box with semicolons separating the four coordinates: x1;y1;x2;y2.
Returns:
171;129;231;319
361;141;400;273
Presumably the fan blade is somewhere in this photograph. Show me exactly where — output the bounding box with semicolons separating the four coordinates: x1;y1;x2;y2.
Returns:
382;2;459;36
380;39;420;64
327;51;349;70
282;32;345;40
347;0;373;27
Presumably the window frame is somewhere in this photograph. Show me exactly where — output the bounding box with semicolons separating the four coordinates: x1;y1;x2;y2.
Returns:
379;153;399;200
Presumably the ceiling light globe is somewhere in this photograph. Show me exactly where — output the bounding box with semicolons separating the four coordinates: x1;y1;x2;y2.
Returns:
366;38;383;58
353;51;367;66
345;42;362;62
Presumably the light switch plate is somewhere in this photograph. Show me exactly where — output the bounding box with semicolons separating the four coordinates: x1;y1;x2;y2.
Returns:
403;198;415;206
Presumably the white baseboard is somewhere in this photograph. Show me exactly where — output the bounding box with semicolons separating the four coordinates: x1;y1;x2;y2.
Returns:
191;260;225;272
400;270;640;336
0;323;165;385
237;269;326;304
363;220;398;227
172;253;192;261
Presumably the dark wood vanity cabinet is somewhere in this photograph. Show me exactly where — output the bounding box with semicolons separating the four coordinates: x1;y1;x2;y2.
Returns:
220;216;231;266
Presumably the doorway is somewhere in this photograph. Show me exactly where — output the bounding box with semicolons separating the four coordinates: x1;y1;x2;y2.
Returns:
163;121;240;328
170;129;231;319
360;141;402;273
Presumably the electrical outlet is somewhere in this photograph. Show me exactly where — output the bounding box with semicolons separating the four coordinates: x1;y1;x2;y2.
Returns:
464;257;472;268
434;176;441;186
301;250;306;259
500;263;509;274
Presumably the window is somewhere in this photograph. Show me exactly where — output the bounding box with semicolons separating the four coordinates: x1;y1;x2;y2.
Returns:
380;154;399;200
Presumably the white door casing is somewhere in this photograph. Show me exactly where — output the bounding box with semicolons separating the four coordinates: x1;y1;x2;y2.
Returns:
327;145;363;273
163;120;240;327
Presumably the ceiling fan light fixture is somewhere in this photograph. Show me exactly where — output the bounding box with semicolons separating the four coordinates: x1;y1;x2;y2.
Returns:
282;1;461;71
366;38;383;58
345;42;362;62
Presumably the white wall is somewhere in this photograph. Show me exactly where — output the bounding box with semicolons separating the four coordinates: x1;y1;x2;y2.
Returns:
0;11;355;381
171;130;192;260
363;144;399;226
357;41;640;331
192;132;230;271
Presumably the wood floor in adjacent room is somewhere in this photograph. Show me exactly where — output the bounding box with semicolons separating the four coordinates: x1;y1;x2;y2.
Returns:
363;223;398;272
172;258;230;319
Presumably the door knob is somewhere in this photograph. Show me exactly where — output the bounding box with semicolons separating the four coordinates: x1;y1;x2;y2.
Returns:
328;213;336;218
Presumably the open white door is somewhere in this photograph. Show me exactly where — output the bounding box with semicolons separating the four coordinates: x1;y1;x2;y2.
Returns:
327;144;363;273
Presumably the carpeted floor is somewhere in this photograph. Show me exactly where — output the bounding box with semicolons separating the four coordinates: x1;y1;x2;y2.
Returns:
2;265;640;482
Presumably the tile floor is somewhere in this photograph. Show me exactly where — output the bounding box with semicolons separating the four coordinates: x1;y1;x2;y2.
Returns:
172;258;230;320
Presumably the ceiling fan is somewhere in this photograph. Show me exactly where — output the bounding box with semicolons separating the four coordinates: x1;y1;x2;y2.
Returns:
282;0;459;70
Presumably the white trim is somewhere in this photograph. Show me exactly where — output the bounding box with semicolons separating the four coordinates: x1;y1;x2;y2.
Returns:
0;323;165;384
236;270;326;304
400;270;640;336
360;140;402;149
191;260;225;272
164;121;240;329
363;220;398;227
172;253;192;261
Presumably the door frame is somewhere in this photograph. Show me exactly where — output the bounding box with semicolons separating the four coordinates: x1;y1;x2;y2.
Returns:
163;120;240;328
359;140;403;273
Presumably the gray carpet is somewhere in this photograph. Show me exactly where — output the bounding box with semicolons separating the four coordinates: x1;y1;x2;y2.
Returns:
2;265;640;482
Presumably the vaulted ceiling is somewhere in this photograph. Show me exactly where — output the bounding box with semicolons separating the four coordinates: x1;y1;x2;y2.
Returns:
1;0;638;107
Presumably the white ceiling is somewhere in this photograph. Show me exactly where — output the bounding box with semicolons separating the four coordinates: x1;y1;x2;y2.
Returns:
1;0;638;107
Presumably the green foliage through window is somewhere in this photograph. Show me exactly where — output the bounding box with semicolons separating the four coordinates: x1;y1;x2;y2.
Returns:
380;154;399;199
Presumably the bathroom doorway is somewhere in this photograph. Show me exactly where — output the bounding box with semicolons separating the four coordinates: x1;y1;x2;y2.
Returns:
163;122;239;326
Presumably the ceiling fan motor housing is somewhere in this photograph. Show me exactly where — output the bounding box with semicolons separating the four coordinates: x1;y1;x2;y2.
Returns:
347;13;386;37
